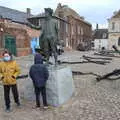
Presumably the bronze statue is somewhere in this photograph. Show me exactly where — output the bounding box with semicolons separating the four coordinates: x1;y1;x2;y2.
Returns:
28;8;59;65
39;8;59;64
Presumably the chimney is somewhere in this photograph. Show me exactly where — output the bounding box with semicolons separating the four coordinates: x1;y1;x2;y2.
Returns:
57;3;62;8
80;16;84;20
27;8;31;17
96;23;98;30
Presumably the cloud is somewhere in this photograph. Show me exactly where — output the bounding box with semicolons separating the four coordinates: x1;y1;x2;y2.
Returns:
57;0;111;6
0;0;113;12
0;0;119;28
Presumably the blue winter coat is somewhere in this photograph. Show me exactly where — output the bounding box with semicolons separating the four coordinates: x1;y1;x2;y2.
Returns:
29;53;49;87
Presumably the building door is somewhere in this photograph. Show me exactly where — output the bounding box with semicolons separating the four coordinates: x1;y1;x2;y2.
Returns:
118;37;120;46
5;35;16;56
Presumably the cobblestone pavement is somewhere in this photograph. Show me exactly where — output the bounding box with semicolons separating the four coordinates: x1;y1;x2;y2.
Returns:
1;51;120;120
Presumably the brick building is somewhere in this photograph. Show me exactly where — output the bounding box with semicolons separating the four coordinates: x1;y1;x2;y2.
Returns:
28;4;92;50
0;6;40;57
55;3;92;50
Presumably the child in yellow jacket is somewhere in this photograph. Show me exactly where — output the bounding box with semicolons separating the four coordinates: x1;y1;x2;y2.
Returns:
0;51;20;112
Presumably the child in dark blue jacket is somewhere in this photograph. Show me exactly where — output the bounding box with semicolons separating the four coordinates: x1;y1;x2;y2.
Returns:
29;53;49;109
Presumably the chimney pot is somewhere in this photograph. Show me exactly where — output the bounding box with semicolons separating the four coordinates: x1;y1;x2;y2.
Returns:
27;8;31;16
96;23;98;30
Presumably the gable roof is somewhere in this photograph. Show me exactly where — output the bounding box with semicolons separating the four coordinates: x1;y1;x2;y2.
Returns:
0;6;32;24
94;29;108;39
112;10;120;18
55;4;91;26
56;5;82;20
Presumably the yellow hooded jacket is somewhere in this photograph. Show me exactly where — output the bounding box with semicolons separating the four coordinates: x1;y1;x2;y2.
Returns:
0;60;20;85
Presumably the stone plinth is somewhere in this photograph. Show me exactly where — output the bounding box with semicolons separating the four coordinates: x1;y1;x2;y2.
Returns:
46;66;74;106
19;66;74;107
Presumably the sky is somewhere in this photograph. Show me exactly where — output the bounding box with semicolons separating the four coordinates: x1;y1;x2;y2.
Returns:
0;0;120;29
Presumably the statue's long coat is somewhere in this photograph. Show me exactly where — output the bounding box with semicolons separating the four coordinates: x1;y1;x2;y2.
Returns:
39;17;58;59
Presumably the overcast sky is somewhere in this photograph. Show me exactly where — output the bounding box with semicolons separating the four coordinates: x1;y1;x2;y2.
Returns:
0;0;120;29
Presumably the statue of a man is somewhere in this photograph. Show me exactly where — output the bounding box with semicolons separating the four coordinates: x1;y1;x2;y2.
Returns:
28;8;59;65
39;8;59;64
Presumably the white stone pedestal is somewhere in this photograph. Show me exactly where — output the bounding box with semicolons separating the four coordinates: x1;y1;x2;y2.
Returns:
19;66;74;107
46;66;74;106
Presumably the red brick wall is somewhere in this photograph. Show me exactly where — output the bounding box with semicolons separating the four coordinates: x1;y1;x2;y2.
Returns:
67;16;92;49
0;48;31;58
17;48;31;57
5;27;30;48
0;49;4;58
0;19;40;57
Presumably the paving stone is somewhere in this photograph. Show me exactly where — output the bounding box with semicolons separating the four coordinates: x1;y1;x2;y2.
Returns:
1;51;120;120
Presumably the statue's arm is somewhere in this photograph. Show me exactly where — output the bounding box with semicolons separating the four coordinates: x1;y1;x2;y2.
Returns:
27;21;42;30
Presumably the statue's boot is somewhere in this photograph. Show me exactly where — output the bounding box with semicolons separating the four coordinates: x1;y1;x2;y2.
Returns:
96;76;102;82
54;52;58;67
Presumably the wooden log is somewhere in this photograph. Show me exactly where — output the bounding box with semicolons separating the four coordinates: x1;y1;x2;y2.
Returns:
82;55;112;60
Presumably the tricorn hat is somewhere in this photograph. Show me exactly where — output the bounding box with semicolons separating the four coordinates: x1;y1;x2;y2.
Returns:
44;8;53;15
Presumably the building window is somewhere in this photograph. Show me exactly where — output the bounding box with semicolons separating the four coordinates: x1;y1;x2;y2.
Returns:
71;25;74;35
99;40;101;43
118;37;120;46
78;26;80;34
91;42;94;47
112;22;115;30
66;24;68;33
103;33;107;39
81;28;83;35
